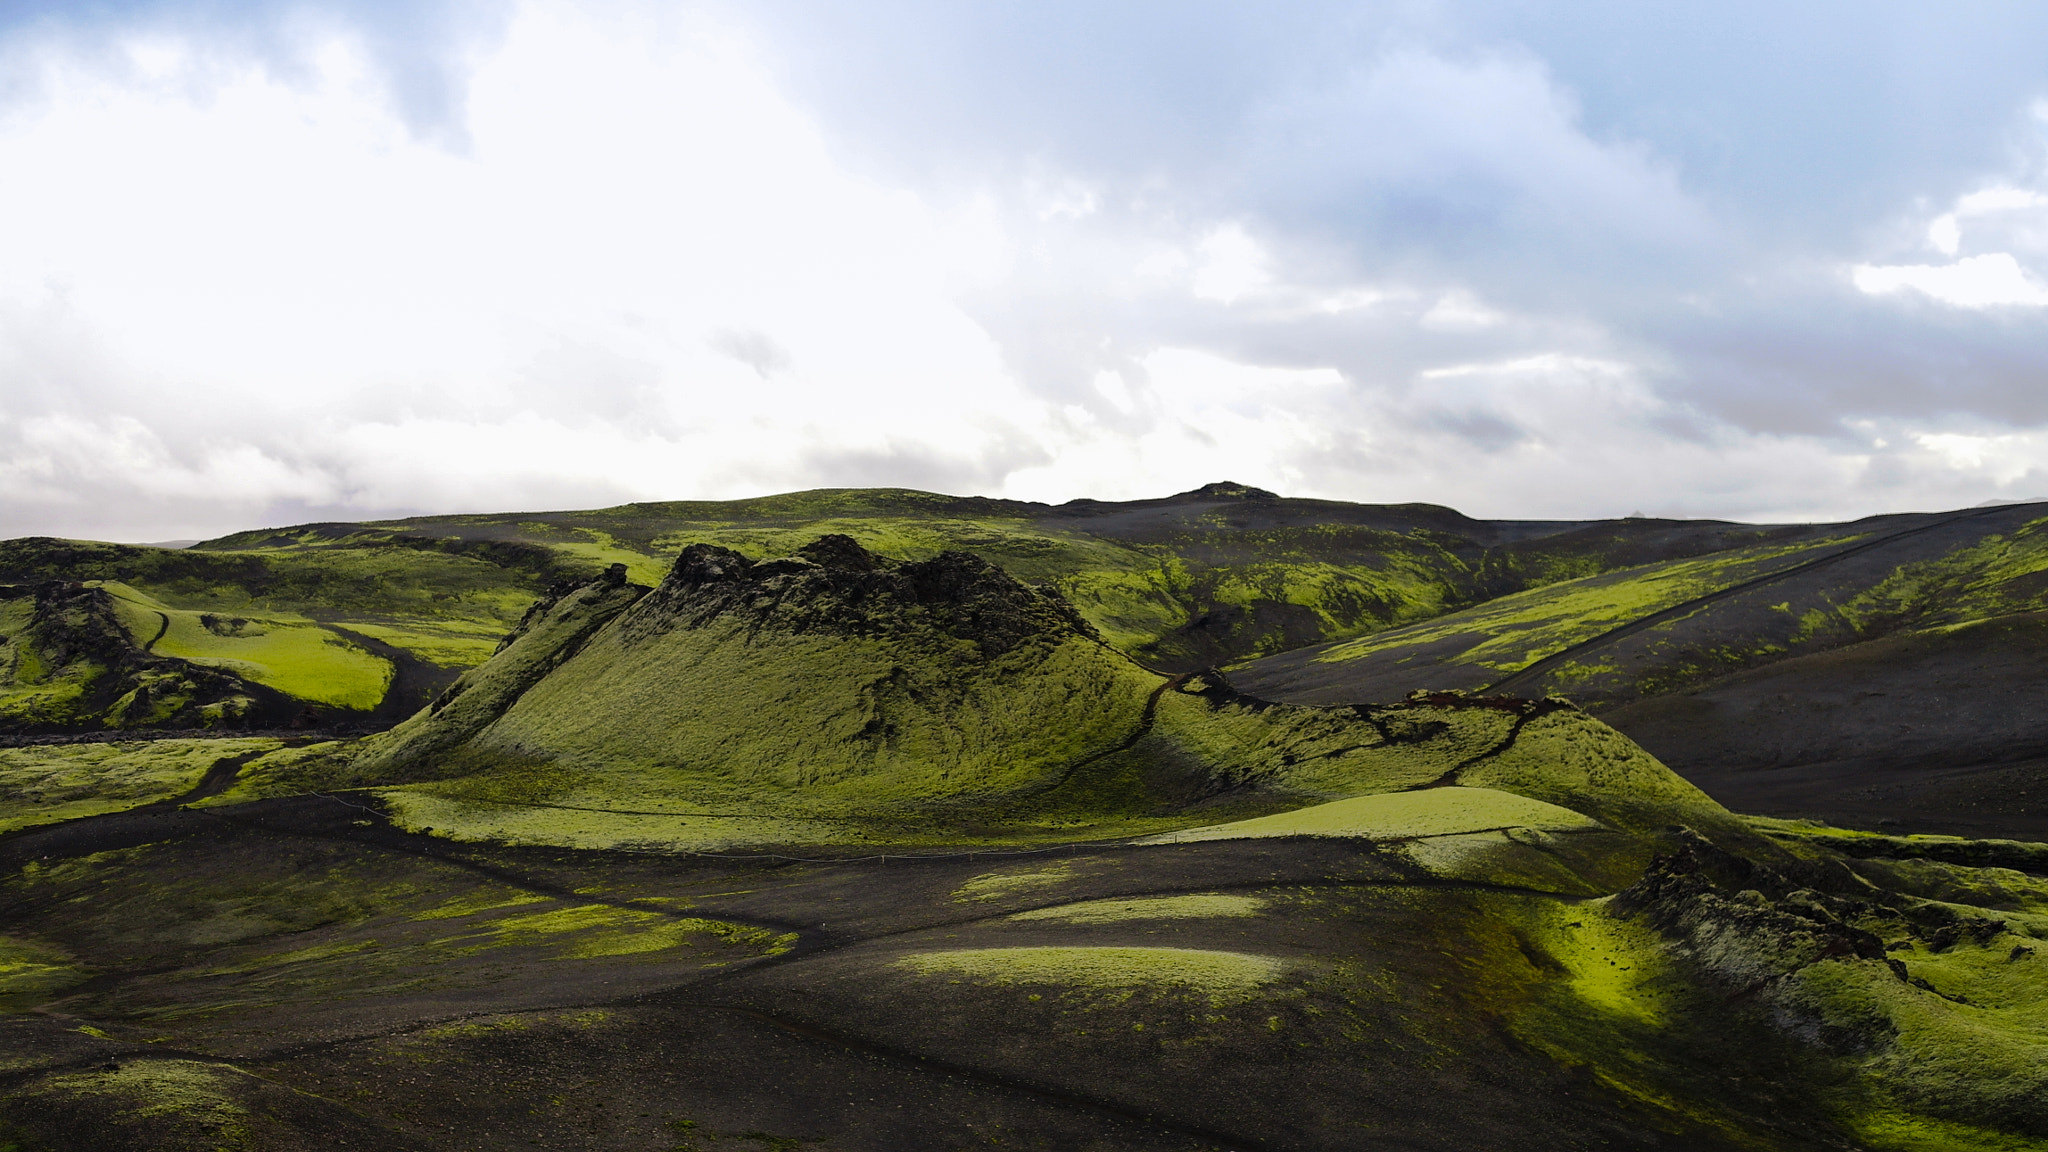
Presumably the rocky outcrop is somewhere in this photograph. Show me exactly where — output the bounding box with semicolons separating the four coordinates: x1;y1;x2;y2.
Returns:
624;536;1101;658
1613;830;2017;1025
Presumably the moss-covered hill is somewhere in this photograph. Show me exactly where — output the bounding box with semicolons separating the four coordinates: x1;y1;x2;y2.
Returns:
6;525;2048;1149
0;482;1822;736
10;486;2048;846
1234;499;2048;840
208;533;1728;859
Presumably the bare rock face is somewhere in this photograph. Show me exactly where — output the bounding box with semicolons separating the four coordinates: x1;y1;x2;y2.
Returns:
627;535;1101;659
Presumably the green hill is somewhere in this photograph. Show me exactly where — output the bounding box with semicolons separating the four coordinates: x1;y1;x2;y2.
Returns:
1232;500;2048;839
6;513;2048;1150
235;534;1730;863
0;483;1804;734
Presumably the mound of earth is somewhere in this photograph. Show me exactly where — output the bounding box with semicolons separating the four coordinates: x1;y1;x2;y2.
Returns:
343;537;1164;824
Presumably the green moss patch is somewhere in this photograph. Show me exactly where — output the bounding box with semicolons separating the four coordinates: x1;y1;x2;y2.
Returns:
1136;786;1604;845
1527;899;1675;1027
21;1060;255;1137
1844;1110;2048;1152
898;946;1288;995
952;863;1084;903
1312;535;1854;678
1783;945;2048;1140
332;620;504;669
0;935;88;1012
1459;711;1732;834
1398;830;1619;895
0;738;281;834
1008;894;1266;924
455;904;798;960
377;788;858;852
100;583;390;709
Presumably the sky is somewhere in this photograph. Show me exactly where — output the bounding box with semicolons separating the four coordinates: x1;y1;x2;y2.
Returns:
6;1;2048;539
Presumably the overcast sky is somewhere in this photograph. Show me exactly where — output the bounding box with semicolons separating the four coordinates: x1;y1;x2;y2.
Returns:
6;1;2048;539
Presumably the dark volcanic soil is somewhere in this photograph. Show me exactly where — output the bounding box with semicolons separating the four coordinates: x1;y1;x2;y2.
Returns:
0;797;1852;1152
1598;611;2048;840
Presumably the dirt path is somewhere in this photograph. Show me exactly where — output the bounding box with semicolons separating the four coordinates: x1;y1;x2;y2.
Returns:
317;624;460;726
142;610;169;653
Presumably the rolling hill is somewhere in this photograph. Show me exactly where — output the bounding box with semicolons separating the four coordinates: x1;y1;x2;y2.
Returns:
5;489;2048;1150
1230;499;2048;839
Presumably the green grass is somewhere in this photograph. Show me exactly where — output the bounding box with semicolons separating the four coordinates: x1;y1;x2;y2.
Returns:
1008;894;1267;924
897;946;1290;995
332;621;504;669
21;1061;255;1139
952;864;1086;903
383;578;1163;821
0;934;87;1011
1310;534;1864;678
433;904;798;960
1785;936;2048;1141
1458;711;1734;835
98;583;390;709
0;738;282;834
1136;787;1604;844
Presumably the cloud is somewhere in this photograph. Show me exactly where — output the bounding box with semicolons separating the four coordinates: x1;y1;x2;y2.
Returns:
4;0;2048;541
1853;253;2048;308
708;328;794;379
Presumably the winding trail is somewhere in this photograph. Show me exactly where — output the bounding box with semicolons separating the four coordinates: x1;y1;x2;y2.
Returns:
141;610;169;653
1481;504;2011;697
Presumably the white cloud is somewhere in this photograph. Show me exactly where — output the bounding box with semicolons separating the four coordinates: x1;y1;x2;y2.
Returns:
1419;290;1505;331
1853;252;2048;307
0;2;2043;542
1189;224;1272;304
1928;214;1961;255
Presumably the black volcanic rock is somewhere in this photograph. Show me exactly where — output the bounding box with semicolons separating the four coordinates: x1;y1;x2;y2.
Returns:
630;534;1100;658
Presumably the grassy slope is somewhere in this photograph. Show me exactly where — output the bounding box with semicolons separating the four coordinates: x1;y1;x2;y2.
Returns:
98;583;391;710
252;533;1742;863
0;737;283;834
1235;503;2048;706
1299;532;1866;687
179;487;1802;678
7;552;2048;1147
0;487;1840;725
0;537;555;678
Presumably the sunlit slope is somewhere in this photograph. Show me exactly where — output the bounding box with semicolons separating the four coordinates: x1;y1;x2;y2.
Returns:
0;537;560;725
97;582;391;709
1234;501;2048;706
1232;501;2048;839
1;573;412;731
0;580;283;731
